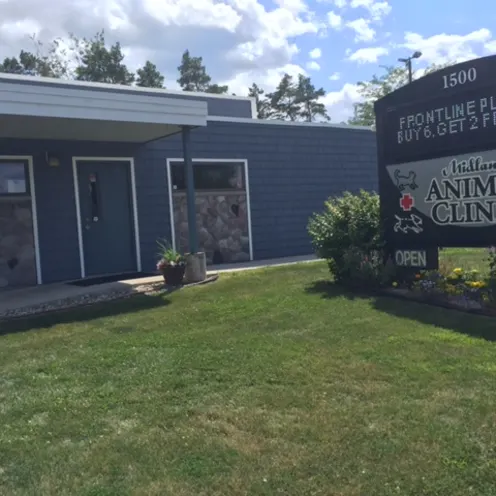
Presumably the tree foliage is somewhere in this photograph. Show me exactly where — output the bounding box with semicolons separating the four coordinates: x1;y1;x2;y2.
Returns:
308;190;383;282
295;74;330;122
348;62;455;127
177;50;228;93
259;73;329;122
73;30;135;85
267;74;300;121
136;61;165;88
248;83;273;119
0;35;68;77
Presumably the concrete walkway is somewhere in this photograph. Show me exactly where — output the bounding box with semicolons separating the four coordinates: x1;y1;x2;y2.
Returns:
0;255;320;314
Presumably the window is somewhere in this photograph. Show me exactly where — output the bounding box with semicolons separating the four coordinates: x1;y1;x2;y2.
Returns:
0;162;28;195
171;162;245;192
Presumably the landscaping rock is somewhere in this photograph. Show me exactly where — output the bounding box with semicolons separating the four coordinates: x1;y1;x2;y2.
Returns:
172;192;249;264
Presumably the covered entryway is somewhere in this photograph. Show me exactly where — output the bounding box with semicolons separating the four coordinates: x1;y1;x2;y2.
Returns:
0;73;208;285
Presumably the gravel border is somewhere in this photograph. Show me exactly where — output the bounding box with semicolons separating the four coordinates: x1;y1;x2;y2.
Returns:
0;274;219;322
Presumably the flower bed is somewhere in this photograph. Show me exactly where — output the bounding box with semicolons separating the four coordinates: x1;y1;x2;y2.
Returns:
387;248;496;316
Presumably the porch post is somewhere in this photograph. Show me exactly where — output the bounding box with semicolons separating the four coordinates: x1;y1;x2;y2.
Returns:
181;125;198;253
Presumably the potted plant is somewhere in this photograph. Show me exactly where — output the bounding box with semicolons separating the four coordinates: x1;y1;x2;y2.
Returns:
156;239;186;286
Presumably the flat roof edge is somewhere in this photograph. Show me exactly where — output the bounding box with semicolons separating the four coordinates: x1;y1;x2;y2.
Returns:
0;72;255;103
207;115;373;131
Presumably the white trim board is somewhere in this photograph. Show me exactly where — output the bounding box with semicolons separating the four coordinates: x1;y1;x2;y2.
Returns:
166;158;254;262
0;155;42;285
72;156;142;279
250;98;257;119
207;115;373;131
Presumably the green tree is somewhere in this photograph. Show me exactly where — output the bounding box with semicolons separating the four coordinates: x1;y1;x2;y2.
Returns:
74;30;135;85
0;35;67;77
348;62;454;127
136;60;165;88
295;74;330;122
267;73;301;121
206;83;229;94
177;50;228;93
247;83;273;119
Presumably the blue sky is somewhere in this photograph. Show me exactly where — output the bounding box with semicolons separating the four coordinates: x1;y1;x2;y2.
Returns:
1;0;495;121
291;0;495;91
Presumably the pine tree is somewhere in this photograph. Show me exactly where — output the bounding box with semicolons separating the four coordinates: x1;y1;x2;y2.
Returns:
295;74;330;122
136;61;165;88
74;30;135;85
177;50;228;93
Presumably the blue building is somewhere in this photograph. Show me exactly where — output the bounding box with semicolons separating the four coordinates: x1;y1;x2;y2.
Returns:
0;73;377;288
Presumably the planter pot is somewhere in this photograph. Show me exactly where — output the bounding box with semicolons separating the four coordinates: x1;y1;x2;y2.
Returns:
161;265;186;286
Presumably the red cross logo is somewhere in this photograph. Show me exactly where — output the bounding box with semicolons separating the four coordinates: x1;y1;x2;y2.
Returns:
400;193;414;211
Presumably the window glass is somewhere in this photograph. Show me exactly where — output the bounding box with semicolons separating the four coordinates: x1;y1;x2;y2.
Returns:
171;162;244;191
0;162;28;194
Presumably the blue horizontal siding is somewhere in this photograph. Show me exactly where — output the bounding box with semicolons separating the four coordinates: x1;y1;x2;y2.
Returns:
0;121;378;283
139;121;378;266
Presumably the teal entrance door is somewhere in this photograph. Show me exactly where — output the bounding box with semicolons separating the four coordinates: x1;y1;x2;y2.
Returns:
77;161;136;277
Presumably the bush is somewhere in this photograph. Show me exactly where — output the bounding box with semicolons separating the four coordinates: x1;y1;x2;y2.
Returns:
307;190;385;282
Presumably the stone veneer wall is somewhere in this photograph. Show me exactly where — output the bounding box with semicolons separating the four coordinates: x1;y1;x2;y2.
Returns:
0;199;36;288
172;191;250;264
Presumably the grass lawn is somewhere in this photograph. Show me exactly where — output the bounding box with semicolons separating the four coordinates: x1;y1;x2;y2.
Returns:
440;248;489;274
1;259;496;495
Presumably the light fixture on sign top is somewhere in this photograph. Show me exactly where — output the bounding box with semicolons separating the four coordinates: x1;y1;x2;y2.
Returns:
398;51;422;84
45;152;60;167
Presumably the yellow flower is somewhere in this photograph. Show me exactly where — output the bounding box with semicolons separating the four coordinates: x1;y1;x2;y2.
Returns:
453;268;463;275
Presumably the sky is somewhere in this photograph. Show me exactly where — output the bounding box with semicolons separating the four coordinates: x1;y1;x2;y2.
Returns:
1;0;496;122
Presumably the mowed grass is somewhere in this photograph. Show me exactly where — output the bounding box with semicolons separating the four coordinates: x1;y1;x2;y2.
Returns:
1;259;496;495
440;247;489;274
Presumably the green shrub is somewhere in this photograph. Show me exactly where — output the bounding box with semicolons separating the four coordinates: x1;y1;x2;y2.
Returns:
307;190;384;282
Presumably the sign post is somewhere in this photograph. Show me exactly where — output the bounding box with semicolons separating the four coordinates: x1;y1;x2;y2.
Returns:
375;54;496;268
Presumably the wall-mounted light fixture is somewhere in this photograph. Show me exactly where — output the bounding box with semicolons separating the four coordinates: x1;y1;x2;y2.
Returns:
45;152;60;167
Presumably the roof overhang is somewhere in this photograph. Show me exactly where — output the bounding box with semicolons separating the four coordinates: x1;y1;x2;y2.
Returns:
0;76;208;142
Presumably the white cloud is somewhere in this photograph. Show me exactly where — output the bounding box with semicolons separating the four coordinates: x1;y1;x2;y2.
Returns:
273;0;308;14
306;60;321;70
224;63;305;96
142;0;241;32
485;40;496;53
329;71;341;80
0;0;323;96
309;47;322;59
346;18;375;42
347;46;388;63
327;11;343;29
401;28;494;66
349;0;391;21
321;82;362;122
334;0;347;7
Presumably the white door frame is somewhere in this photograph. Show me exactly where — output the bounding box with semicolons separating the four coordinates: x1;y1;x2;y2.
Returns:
72;156;141;279
0;155;42;284
166;158;254;261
